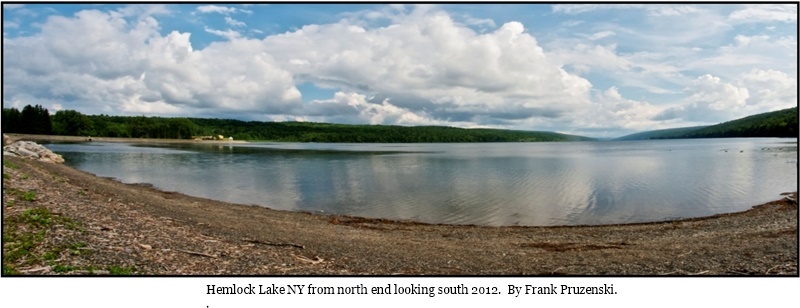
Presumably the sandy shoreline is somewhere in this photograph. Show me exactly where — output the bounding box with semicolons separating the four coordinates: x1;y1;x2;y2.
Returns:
2;151;797;275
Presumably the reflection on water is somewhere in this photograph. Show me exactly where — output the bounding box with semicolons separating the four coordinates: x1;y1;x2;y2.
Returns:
45;138;798;226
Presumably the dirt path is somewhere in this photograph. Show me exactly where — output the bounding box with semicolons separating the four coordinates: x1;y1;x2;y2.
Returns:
2;156;797;275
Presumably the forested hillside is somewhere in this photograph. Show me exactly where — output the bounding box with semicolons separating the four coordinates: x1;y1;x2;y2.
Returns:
613;126;709;141
674;107;797;138
615;107;798;140
2;106;593;143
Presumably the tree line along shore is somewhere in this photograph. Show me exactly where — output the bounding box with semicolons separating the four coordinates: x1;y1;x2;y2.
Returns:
4;104;797;144
2;105;591;143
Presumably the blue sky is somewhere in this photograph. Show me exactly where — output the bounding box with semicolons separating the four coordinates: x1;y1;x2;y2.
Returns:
2;3;797;138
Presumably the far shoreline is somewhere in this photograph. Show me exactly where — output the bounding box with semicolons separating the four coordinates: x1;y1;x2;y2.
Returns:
8;133;798;146
6;133;248;144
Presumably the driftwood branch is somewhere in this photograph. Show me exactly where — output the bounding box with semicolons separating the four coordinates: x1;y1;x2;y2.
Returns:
19;266;51;273
242;239;305;249
765;263;795;275
659;269;711;275
175;248;217;259
294;255;325;264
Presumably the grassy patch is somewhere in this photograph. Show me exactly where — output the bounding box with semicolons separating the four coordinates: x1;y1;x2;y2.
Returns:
3;264;20;275
108;265;136;275
67;242;87;256
7;188;37;202
22;191;36;201
21;207;53;227
43;250;59;262
3;173;9;180
2;225;45;267
52;264;80;273
18;207;83;231
3;207;86;274
3;159;19;169
64;220;84;232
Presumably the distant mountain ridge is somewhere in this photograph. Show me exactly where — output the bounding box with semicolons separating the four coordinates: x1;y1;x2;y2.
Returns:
615;107;798;140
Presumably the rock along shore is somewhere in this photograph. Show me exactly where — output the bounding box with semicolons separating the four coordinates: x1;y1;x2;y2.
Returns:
3;135;65;164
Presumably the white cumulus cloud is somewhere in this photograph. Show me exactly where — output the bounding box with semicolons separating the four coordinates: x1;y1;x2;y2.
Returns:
653;74;751;123
553;4;701;17
224;16;246;27
738;69;798;112
204;27;242;40
588;30;615;41
261;10;593;125
196;5;238;15
567;86;664;137
2;8;300;118
729;4;797;23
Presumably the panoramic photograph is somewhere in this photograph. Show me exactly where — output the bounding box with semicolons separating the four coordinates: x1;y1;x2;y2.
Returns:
1;1;797;285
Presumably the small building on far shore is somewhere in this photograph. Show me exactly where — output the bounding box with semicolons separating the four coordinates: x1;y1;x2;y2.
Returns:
193;135;215;141
192;135;233;141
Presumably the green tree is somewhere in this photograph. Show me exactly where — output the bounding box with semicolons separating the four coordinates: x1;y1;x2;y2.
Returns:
2;107;22;133
52;110;94;136
19;104;52;135
166;118;197;139
126;116;152;138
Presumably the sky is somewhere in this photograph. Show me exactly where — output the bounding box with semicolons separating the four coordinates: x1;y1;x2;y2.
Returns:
2;3;797;138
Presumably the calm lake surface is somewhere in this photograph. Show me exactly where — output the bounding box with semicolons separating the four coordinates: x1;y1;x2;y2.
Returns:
44;138;797;226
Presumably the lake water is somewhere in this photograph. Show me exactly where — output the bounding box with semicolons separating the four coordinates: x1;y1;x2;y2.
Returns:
44;138;797;226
